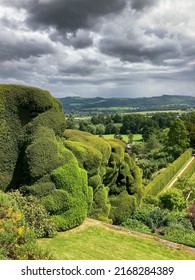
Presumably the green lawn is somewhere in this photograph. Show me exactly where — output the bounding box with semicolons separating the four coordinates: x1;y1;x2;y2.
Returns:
38;220;195;260
103;134;142;143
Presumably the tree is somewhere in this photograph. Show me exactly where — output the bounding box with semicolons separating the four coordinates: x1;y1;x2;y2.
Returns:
159;189;186;211
127;130;133;144
167;119;189;150
144;134;162;152
95;124;105;135
66;114;78;129
165;119;190;159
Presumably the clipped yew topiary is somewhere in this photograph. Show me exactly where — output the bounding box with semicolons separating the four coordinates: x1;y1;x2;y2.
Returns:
0;84;142;232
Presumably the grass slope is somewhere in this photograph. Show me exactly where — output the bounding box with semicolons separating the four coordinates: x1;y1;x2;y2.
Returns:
38;219;195;260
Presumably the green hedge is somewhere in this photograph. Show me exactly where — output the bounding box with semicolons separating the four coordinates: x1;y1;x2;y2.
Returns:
109;191;137;225
145;148;193;196
0;84;66;191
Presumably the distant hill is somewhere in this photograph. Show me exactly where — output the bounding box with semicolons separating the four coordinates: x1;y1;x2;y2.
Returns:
59;95;195;115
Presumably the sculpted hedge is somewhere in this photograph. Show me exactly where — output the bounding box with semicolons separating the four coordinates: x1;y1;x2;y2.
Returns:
0;84;142;231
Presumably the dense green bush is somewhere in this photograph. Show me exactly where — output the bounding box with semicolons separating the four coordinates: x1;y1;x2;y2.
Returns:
50;160;92;230
109;191;137;224
0;84;66;191
63;129;142;223
159;189;186;211
0;191;49;259
132;205;167;231
0;84;143;231
121;218;151;234
9;191;57;238
162;226;195;247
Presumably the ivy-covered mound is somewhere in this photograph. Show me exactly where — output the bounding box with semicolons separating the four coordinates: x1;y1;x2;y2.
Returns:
0;84;143;230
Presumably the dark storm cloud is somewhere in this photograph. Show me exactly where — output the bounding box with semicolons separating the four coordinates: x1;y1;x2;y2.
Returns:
130;0;159;10
100;34;180;64
24;0;128;32
0;30;54;61
58;57;101;76
50;29;93;49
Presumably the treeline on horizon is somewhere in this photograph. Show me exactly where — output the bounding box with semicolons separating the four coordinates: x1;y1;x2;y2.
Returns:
60;95;195;115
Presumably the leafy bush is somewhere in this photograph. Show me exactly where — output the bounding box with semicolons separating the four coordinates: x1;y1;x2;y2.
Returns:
187;203;195;229
50;160;92;230
162;226;195;247
109;191;137;225
132;205;167;231
159;189;186;211
121;218;151;234
10;191;57;238
0;191;50;259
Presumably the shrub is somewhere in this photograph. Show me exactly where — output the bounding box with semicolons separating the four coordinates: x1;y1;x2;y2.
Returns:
50;160;92;230
187;203;195;229
0;191;50;259
132;205;167;231
162;226;195;247
90;186;111;218
10;191;57;238
121;218;151;234
159;189;186;211
109;191;137;225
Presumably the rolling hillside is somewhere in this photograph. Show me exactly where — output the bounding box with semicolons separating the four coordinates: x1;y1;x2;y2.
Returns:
59;95;195;115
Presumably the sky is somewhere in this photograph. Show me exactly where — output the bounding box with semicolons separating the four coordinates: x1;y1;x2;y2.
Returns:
0;0;195;98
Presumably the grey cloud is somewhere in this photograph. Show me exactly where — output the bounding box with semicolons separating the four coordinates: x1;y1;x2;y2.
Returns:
0;30;54;61
24;0;127;32
59;58;101;76
130;0;159;11
50;29;93;49
100;34;180;64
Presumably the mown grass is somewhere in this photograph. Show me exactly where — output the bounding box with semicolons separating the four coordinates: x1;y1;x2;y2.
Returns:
103;134;142;143
38;221;195;260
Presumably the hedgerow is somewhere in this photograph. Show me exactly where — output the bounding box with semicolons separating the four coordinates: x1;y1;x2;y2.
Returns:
145;148;192;196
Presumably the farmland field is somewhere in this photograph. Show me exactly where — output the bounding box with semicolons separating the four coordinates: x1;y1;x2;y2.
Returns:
38;219;195;260
103;134;142;143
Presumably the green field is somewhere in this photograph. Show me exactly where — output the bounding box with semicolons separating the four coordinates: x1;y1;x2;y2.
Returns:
103;134;142;143
38;219;195;260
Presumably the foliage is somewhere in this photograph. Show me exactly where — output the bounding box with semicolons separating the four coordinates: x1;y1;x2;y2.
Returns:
159;189;186;211
162;226;195;248
132;205;167;232
25;126;62;180
121;218;151;234
64;129;143;222
109;191;137;225
187;203;195;229
0;84;66;191
9;190;57;238
0;191;49;260
50;160;92;230
145;148;192;196
165;118;190;159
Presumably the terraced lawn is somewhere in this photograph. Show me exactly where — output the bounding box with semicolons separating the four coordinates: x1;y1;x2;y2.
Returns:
38;219;195;260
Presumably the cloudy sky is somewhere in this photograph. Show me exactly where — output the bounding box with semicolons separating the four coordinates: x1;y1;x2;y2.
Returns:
0;0;195;98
